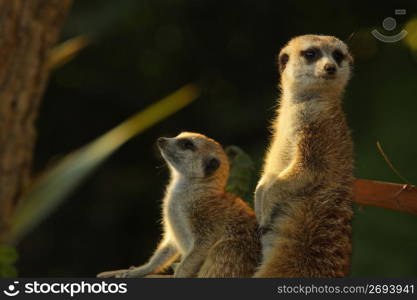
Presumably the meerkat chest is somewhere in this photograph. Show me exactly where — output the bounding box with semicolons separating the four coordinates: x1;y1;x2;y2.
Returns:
164;192;194;253
264;109;301;175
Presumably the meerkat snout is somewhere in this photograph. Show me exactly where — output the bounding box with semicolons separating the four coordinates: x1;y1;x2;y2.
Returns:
324;63;336;75
157;137;168;148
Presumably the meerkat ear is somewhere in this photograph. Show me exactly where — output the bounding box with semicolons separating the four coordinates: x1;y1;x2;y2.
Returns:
348;54;354;68
203;157;220;177
278;53;289;74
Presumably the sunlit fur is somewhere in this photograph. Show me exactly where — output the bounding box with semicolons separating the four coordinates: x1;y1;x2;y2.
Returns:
99;132;260;278
254;35;354;277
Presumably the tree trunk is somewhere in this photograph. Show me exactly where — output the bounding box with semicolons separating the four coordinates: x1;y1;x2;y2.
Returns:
0;0;72;242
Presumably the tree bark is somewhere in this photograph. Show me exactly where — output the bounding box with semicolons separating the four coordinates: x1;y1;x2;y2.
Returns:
0;0;72;242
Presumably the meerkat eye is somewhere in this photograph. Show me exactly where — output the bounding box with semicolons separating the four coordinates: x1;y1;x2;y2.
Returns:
178;138;196;151
301;47;320;62
332;49;345;65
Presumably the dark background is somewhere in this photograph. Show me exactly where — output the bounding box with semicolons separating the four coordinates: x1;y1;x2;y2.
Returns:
17;0;417;276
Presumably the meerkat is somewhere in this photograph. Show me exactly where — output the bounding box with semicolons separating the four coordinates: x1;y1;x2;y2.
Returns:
97;132;261;278
254;35;354;277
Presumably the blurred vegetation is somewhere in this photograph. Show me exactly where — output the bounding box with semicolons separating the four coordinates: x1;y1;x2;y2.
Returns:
0;246;18;277
226;146;255;204
6;84;199;246
13;0;417;277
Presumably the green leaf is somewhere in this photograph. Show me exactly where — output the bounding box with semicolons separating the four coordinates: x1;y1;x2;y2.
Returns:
225;146;255;205
7;84;200;244
0;246;18;265
0;263;18;278
48;35;90;70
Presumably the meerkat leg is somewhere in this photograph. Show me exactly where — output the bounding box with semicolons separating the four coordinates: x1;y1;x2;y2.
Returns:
174;244;208;278
97;238;179;278
118;241;179;278
96;269;130;278
145;274;174;278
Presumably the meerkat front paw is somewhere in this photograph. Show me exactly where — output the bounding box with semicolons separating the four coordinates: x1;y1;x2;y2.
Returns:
255;180;288;227
96;268;130;278
97;266;150;278
254;184;265;222
255;182;276;225
115;266;150;278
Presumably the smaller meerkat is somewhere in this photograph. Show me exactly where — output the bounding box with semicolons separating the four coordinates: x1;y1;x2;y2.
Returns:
97;132;260;278
255;35;354;277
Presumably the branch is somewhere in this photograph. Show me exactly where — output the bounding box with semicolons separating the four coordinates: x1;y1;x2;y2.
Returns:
353;179;417;216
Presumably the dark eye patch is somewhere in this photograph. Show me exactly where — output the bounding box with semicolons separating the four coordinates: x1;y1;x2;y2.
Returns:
178;138;196;151
300;47;322;63
203;157;220;177
332;49;345;66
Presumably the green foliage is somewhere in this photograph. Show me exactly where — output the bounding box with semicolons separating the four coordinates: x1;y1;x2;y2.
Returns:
0;246;18;277
226;146;255;205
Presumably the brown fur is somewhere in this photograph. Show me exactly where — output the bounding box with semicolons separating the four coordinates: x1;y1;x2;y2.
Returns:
190;193;261;277
165;132;261;277
97;132;261;278
254;35;354;277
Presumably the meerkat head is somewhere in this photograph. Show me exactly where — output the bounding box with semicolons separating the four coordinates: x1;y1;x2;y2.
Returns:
157;132;229;183
278;35;353;97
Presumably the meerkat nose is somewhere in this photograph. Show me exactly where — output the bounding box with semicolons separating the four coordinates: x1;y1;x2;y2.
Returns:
157;137;168;148
324;63;337;75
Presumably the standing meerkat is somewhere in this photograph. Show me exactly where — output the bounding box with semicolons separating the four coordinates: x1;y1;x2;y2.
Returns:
254;35;354;277
97;132;260;278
